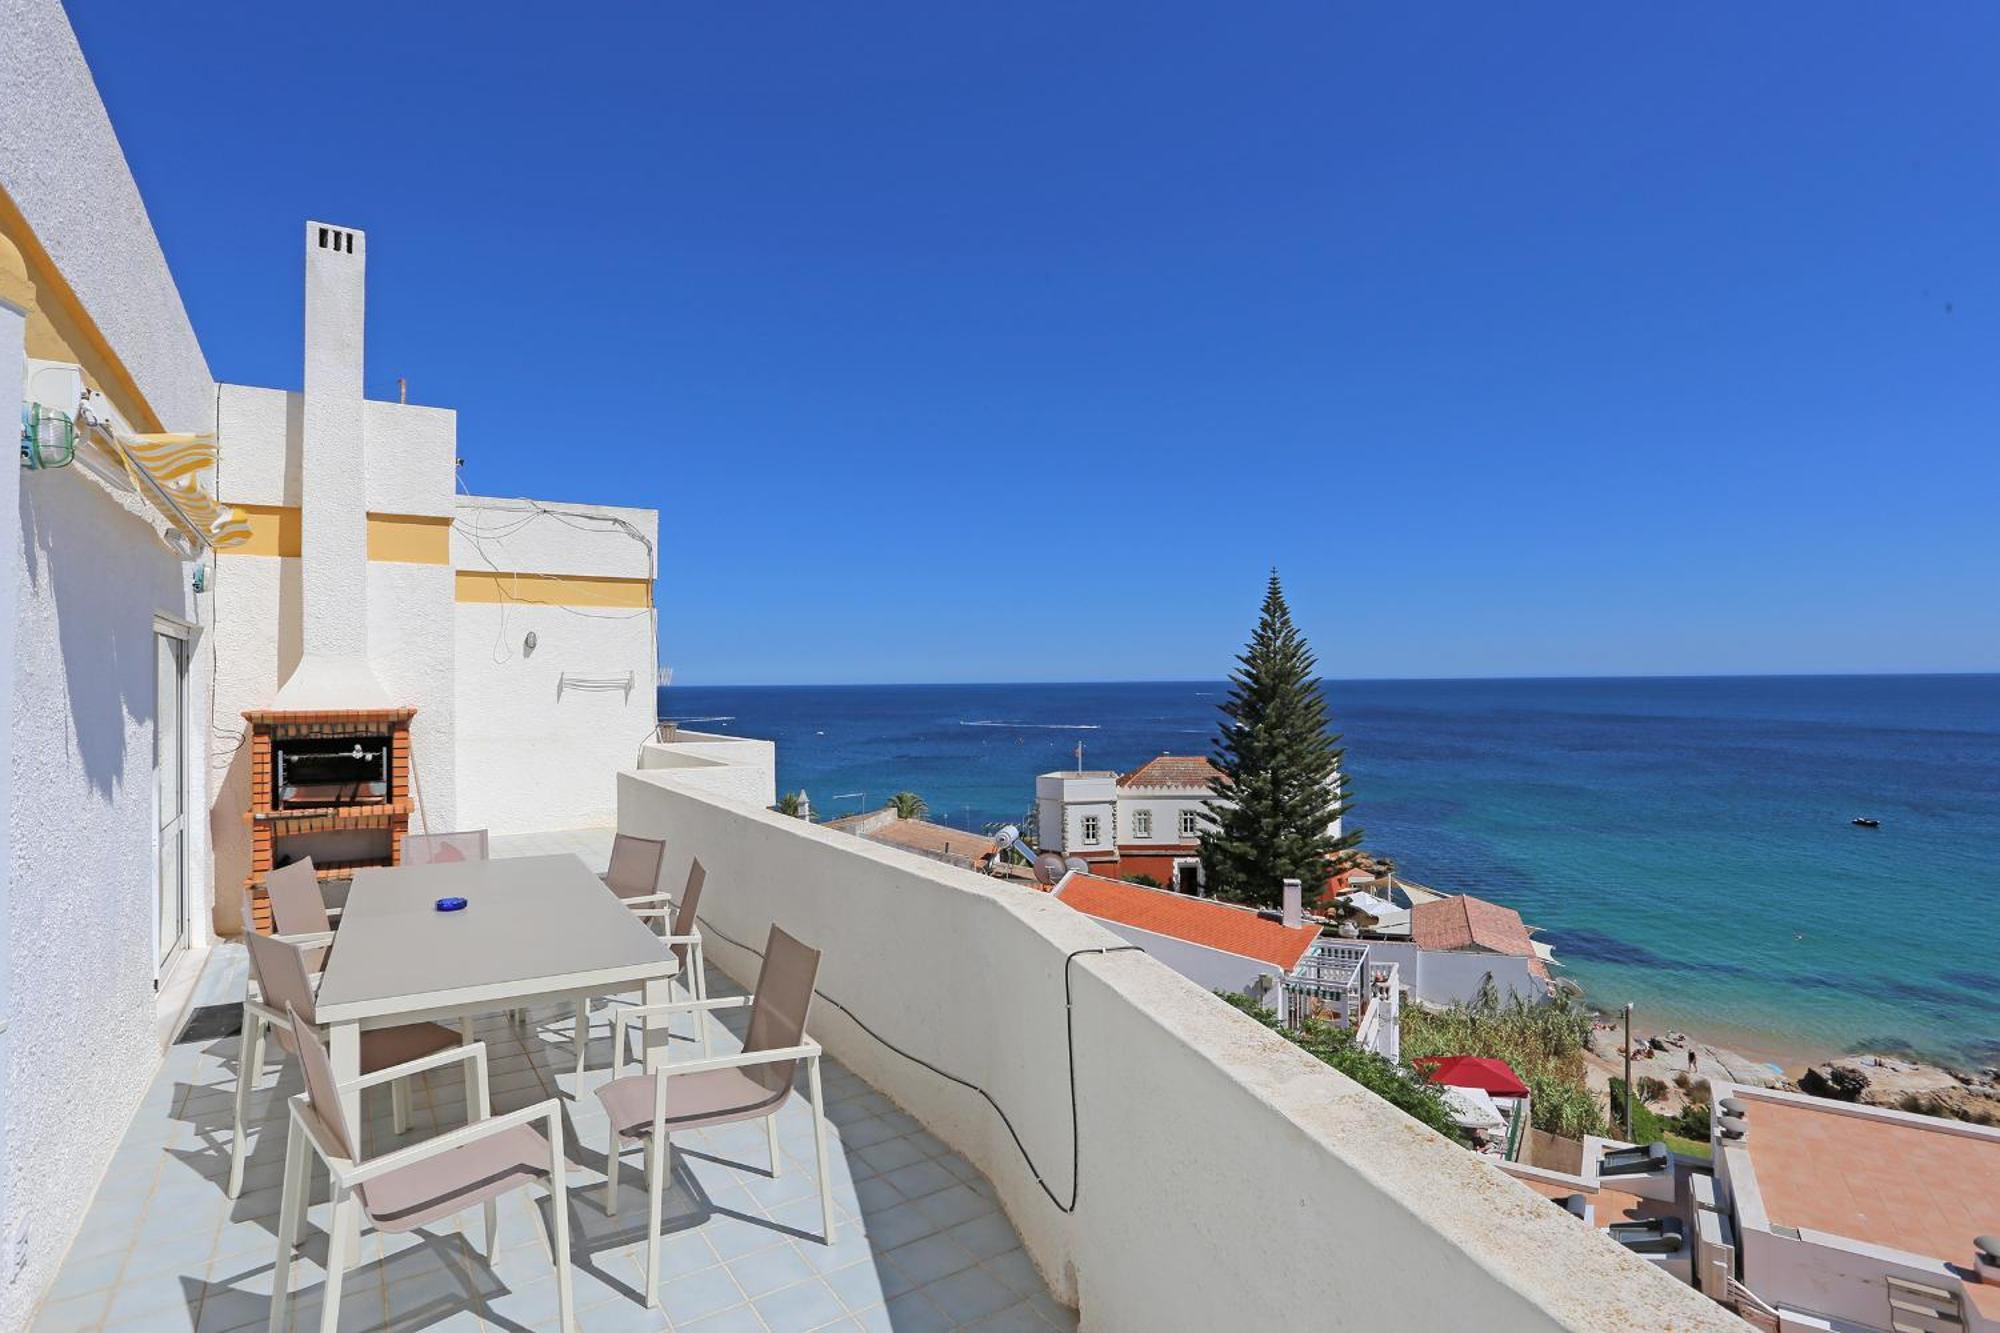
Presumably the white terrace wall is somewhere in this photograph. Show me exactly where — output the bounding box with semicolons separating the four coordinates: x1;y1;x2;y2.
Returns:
638;730;776;808
2;3;221;1319
453;497;658;832
618;767;1739;1332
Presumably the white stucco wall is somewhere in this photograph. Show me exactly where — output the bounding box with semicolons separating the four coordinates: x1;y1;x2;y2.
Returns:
1365;937;1548;1006
618;766;1739;1332
638;731;776;808
0;0;212;433
8;462;212;1329
209;386;466;921
452;496;658;832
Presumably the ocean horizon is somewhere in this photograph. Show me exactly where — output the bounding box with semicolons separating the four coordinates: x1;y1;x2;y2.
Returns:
660;673;2000;1069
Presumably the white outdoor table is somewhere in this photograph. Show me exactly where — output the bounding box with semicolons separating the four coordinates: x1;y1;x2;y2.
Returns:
315;853;680;1153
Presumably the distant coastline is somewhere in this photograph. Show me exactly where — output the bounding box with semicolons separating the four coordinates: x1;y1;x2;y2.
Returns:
661;674;2000;1069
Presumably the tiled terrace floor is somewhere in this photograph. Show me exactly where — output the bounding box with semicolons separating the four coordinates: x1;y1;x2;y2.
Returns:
34;830;1075;1331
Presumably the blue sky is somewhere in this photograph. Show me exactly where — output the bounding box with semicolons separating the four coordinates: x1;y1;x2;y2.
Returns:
72;2;2000;684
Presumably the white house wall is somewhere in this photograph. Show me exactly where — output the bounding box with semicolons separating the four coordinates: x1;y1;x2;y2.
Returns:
451;496;658;833
8;458;213;1330
1364;938;1546;1007
0;0;212;434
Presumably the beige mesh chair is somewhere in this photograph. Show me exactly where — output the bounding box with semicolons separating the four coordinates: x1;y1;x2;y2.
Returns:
602;833;669;908
594;925;832;1307
265;857;334;935
229;930;467;1199
401;828;490;866
573;859;711;1077
268;1007;577;1333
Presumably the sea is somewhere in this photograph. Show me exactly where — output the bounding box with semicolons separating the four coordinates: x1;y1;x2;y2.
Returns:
659;675;2000;1069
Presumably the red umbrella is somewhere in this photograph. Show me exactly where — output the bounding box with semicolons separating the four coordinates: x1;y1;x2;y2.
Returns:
1413;1055;1531;1099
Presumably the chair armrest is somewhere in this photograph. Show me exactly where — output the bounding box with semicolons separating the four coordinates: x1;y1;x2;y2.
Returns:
342;1041;488;1101
617;890;676;908
610;996;755;1076
245;997;287;1027
646;1042;821;1080
273;930;335;949
611;995;749;1020
343;1098;565;1186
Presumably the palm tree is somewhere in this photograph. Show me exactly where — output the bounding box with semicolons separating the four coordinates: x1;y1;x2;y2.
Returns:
888;790;927;820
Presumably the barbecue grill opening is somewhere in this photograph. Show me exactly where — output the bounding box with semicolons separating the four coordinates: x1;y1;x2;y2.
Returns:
274;734;392;808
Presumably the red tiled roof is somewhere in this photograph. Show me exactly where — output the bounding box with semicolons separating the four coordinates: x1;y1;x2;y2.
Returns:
1116;755;1222;790
1410;894;1536;957
1054;873;1322;971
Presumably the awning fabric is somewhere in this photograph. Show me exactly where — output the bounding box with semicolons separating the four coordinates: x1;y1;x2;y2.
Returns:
1414;1055;1532;1099
97;424;252;549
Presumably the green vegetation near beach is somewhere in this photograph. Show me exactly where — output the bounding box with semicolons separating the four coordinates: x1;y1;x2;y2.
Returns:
1217;992;1464;1142
1400;983;1607;1141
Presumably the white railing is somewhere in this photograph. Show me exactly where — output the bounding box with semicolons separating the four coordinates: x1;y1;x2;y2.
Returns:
1353;962;1401;1062
618;765;1740;1332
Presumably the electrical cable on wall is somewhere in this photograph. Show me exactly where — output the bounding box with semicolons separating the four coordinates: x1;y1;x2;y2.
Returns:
693;912;1142;1214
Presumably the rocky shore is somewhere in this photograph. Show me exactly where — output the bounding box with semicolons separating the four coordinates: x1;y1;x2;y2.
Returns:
1796;1053;2000;1126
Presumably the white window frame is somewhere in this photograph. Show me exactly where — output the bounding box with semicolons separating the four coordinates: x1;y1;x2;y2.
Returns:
1080;815;1102;846
1132;809;1153;839
1179;808;1202;838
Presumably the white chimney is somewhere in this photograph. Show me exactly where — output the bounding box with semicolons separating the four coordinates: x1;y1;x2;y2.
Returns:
273;221;390;708
1282;878;1303;930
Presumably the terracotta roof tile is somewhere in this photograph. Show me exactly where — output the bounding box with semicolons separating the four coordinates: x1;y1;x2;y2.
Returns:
1055;873;1322;971
1116;756;1222;790
1410;894;1536;957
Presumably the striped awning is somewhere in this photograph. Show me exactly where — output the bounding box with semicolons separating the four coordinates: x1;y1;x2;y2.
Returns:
95;424;253;549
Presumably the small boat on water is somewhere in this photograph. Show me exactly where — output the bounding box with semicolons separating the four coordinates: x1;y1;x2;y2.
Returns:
1851;816;1880;828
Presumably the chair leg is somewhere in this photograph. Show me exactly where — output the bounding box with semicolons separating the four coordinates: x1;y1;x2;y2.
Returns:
482;1200;499;1261
229;1006;261;1200
267;1116;311;1333
391;1077;411;1136
766;1113;781;1178
693;942;712;1057
459;1018;477;1122
319;1187;357;1333
549;1121;577;1333
809;1056;835;1243
572;998;590;1079
643;1134;666;1308
604;1126;621;1217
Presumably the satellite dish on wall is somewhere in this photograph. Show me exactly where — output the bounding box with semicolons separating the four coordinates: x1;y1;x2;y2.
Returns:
1033;852;1069;886
1065;857;1088;875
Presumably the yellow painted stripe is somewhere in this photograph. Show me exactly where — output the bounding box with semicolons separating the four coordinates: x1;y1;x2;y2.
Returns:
367;513;453;564
222;508;455;563
226;504;302;557
0;184;165;433
455;570;652;608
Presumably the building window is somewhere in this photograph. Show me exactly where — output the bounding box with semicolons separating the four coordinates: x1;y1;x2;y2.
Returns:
1180;808;1201;837
1081;815;1102;845
1132;810;1153;838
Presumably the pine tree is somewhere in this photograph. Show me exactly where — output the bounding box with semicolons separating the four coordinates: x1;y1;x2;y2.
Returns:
1199;571;1362;906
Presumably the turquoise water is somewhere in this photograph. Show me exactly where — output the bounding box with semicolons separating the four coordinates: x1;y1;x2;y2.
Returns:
660;676;2000;1066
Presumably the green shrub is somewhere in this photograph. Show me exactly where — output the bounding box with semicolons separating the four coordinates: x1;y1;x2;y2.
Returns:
1217;993;1465;1143
1401;984;1605;1138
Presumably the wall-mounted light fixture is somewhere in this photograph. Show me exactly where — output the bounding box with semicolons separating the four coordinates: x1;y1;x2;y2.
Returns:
523;630;538;657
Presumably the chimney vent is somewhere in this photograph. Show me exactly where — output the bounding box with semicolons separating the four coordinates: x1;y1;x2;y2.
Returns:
1282;878;1303;930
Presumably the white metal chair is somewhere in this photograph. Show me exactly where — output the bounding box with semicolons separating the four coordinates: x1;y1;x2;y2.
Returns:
401;828;489;866
573;859;711;1077
602;833;670;909
228;930;467;1199
594;925;833;1307
268;1007;578;1333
